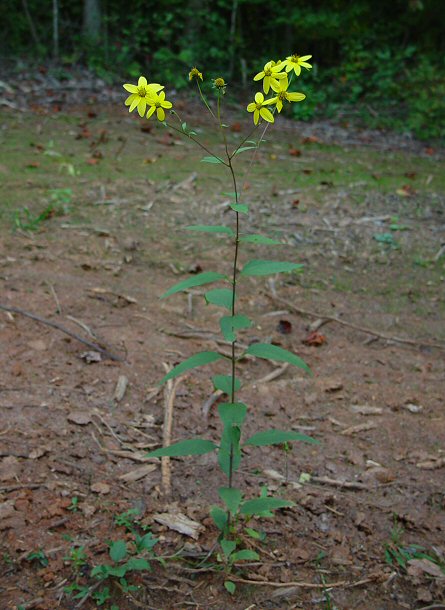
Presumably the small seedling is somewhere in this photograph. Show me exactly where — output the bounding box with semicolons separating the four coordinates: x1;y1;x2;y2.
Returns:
67;496;79;512
26;549;49;567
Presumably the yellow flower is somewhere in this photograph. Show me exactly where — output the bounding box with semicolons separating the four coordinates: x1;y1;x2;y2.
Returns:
189;67;203;81
247;92;275;125
268;80;306;113
212;77;227;93
281;54;312;77
123;76;164;117
253;61;287;94
146;91;173;122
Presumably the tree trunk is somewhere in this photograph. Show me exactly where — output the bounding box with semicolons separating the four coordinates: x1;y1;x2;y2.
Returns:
83;0;101;40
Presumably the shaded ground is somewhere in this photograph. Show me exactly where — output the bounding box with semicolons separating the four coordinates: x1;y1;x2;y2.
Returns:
0;85;444;610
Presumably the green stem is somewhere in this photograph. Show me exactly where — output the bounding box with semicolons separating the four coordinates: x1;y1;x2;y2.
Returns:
197;80;217;119
167;112;229;167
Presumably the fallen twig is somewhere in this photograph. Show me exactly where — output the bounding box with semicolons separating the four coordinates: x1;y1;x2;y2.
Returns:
310;475;368;490
0;303;124;361
231;576;348;588
161;363;183;495
267;294;445;352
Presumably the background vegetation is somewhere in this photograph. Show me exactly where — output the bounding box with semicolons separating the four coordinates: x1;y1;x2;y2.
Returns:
2;0;444;139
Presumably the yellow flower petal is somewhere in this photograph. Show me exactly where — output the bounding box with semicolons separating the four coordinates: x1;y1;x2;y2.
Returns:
260;107;274;123
247;102;256;112
253;109;260;125
146;106;156;119
254;92;264;104
147;83;164;93
137;99;147;117
124;94;136;106
123;83;138;93
129;97;139;113
287;92;306;102
138;76;148;87
294;65;302;76
300;55;312;61
276;99;283;113
157;107;166;121
253;71;264;81
300;61;312;69
263;76;270;94
162;100;172;109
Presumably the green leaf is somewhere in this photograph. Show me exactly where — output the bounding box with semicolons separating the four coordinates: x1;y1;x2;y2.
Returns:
220;315;252;343
240;497;294;516
146;438;217;458
239;234;282;245
210;506;228;531
218;487;243;514
245;343;311;374
185;225;234;236
224;581;236;594
218;425;241;478
244;429;319;447
218;402;248;427
160;351;226;384
161;272;226;299
231;549;260;561
222;191;236;198
205;288;234;310
212;374;241;394
220;538;236;558
230;203;249;214
136;532;158;552
181;121;187;131
240;260;303;276
244;527;263;540
124;557;151;571
233;146;257;156
201;155;224;164
109;540;127;562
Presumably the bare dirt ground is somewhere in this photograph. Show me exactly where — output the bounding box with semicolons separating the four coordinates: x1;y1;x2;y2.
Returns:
0;77;444;609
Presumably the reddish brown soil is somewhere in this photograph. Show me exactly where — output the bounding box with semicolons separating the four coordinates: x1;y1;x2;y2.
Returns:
0;94;444;610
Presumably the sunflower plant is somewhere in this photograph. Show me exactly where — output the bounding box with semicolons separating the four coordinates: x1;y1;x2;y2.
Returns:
122;54;318;589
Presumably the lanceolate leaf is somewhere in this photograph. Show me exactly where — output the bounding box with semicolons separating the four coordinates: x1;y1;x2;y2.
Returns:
146;438;217;458
239;234;282;245
210;506;228;531
245;343;312;375
220;315;252;343
161;272;226;299
109;540;127;562
218;402;248;427
218;487;243;514
212;374;241;394
185;225;234;236
240;497;294;516
232;145;257;156
240;260;303;276
205;288;234;310
201;155;224;164
160;351;226;385
230;203;249;214
244;429;319;447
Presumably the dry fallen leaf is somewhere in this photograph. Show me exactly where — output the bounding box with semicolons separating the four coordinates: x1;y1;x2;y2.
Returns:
67;411;92;425
91;482;111;495
154;512;205;540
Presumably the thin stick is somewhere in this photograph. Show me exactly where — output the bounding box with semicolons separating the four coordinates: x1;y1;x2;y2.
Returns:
0;303;124;361
268;294;445;352
231;576;348;588
161;363;182;496
45;281;62;314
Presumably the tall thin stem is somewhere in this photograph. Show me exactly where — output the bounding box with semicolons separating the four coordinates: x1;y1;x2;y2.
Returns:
217;92;240;491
